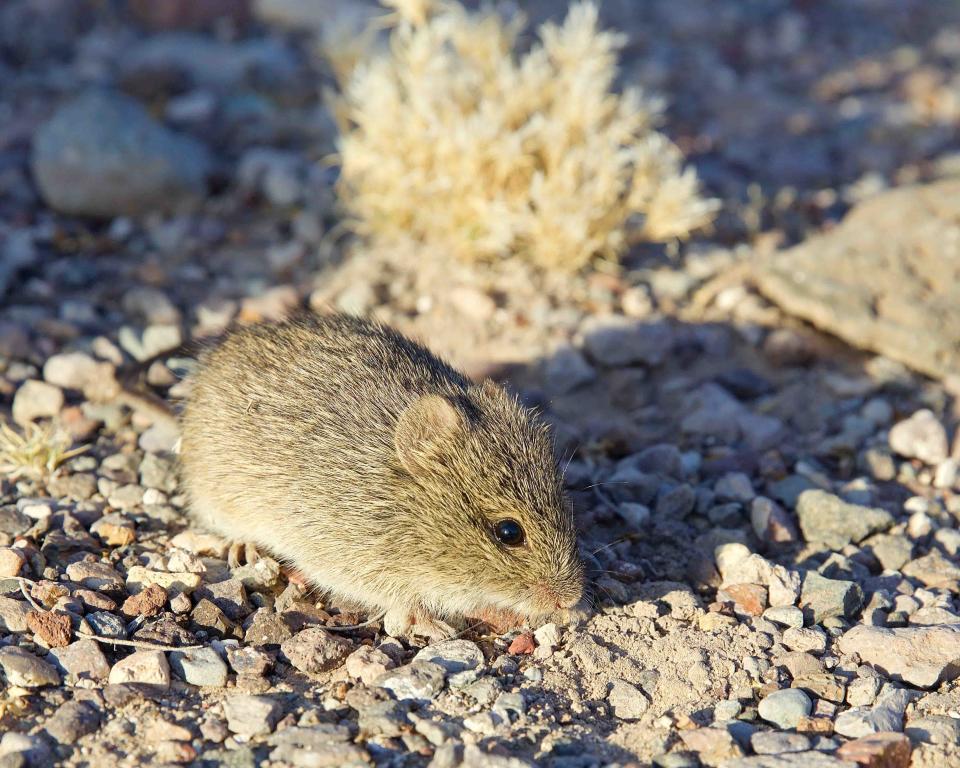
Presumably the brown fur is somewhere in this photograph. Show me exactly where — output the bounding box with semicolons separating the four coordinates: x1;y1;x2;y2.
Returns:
178;312;583;636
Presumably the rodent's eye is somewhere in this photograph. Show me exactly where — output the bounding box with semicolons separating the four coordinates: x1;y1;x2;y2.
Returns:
493;519;525;547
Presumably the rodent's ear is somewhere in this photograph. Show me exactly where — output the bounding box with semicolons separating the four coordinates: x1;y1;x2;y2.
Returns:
395;395;466;476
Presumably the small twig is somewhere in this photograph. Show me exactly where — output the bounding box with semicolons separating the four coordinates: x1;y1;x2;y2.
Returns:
15;578;43;612
324;610;387;632
74;630;202;652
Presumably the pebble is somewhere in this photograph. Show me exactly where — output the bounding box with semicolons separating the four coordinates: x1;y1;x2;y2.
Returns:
31;90;212;217
800;572;864;624
378;661;446;702
508;632;535;655
126;566;202;595
750;731;811;754
846;676;882;707
0;596;32;632
836;732;911;767
763;606;804;629
414;640;484;686
108;650;170;686
757;688;812;729
678;727;744;764
345;646;395;685
12;380;63;425
607;679;650;720
90;513;136;546
904;716;960;745
795;490;894;549
782;627;828;654
268;725;368;767
121;583;167;618
581;317;674;367
901;550;960;589
194;578;251;619
750;497;798;544
48;640;111;683
0;646;61;687
833;686;914;738
170;647;228;687
43;700;100;745
223;694;282;737
888;409;948;465
65;561;125;592
42;352;111;395
836;624;960;688
280;628;352;674
27;610;72;647
0;548;25;577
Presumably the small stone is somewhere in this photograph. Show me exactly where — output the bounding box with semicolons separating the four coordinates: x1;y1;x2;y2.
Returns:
48;640;110;683
607;679;649;721
836;624;960;688
223;694;281;737
581;317;673;367
0;646;61;686
27;611;72;647
65;561;125;592
904;716;960;745
280;627;352;674
378;661;446;702
194;578;251;620
678;727;744;764
108;650;170;686
43;700;100;745
43;352;111;394
795;490;894;549
121;584;167;618
889;410;948;465
763;606;804;629
508;632;535;655
90;513;136;546
750;732;811;755
414;640;484;686
12;380;63;425
757;688;812;729
715;472;755;503
865;534;914;572
847;676;882;707
85;610;126;638
345;646;394;685
836;732;911;767
533;622;561;659
751;497;798;544
834;686;914;738
902;551;960;589
718;583;768;616
170;647;228;687
782;627;828;654
267;725;368;767
800;572;863;624
792;673;846;704
126;566;201;595
31;91;212;217
0;548;24;577
0;596;32;632
242;608;290;645
227;646;273;676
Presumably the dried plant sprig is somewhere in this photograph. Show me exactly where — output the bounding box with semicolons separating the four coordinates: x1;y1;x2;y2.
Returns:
0;420;88;482
333;1;719;271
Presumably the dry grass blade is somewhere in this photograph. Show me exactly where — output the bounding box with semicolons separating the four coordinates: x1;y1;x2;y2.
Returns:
0;420;88;482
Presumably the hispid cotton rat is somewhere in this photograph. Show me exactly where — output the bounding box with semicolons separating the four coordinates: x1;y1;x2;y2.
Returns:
178;312;584;637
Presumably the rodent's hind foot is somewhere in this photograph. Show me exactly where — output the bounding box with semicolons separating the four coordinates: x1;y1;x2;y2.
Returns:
383;607;457;641
227;541;261;569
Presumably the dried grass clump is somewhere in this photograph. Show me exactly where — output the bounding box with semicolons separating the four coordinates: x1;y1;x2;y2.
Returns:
0;420;87;483
333;1;719;270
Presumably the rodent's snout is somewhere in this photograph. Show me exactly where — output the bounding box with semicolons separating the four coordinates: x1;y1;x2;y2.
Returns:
532;580;583;613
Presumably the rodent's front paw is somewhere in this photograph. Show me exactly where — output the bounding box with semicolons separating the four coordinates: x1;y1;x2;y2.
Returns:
383;608;457;641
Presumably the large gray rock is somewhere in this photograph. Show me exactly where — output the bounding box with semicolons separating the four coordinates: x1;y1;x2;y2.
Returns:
755;180;960;379
31;91;212;218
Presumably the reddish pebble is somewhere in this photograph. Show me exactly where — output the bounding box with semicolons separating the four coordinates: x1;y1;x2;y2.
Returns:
836;732;911;768
508;632;535;655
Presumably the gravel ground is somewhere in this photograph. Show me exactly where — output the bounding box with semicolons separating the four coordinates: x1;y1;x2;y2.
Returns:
2;1;960;767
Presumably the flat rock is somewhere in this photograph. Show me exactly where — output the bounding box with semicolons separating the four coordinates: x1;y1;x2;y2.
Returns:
754;180;960;379
170;647;228;687
0;596;32;632
0;646;61;687
888;410;949;465
757;688;812;729
836;732;911;768
377;661;446;702
607;679;650;721
43;700;101;745
800;571;863;624
413;639;484;686
795;490;894;549
108;650;170;687
836;624;960;688
48;640;111;683
280;627;352;674
126;566;201;595
223;694;281;737
31;90;212;217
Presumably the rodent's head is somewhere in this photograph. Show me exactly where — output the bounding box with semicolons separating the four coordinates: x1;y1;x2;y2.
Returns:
391;381;584;625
